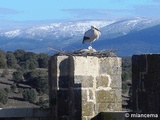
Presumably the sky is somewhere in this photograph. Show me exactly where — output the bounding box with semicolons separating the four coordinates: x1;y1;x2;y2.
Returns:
0;0;160;22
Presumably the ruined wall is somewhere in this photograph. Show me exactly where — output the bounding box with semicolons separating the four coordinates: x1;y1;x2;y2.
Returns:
49;55;122;120
132;54;160;114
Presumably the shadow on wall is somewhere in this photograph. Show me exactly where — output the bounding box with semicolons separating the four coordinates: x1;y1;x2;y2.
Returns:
49;56;82;120
59;56;82;120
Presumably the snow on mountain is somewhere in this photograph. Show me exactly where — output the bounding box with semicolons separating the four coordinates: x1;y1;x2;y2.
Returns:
0;20;115;39
0;18;160;56
100;17;160;40
3;29;21;38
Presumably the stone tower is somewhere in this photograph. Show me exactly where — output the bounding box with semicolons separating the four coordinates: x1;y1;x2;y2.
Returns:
48;54;122;120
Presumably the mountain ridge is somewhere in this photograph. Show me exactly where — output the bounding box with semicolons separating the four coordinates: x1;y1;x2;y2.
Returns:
0;18;160;56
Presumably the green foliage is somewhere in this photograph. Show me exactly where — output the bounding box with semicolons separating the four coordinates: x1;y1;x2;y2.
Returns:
24;70;48;95
36;75;49;95
4;88;10;93
10;84;17;93
24;52;37;61
0;49;49;69
0;88;8;104
12;71;24;82
0;49;50;107
1;68;9;77
14;49;26;63
18;88;23;94
0;49;6;58
0;57;6;68
24;59;39;70
37;53;49;68
38;97;49;108
0;49;6;68
122;56;132;81
22;89;37;103
6;52;18;68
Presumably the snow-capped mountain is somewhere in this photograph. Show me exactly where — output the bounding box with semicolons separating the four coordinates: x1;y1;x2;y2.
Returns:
1;20;115;38
0;18;160;56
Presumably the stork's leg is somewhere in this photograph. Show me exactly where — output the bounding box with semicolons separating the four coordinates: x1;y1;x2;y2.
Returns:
90;42;92;47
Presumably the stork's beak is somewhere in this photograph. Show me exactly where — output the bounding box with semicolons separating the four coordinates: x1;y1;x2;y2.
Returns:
95;27;101;32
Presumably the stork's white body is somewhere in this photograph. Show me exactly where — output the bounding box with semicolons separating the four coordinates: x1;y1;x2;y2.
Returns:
82;26;101;45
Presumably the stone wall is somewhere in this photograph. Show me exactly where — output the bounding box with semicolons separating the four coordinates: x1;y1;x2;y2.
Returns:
0;108;51;120
48;55;122;120
132;54;160;114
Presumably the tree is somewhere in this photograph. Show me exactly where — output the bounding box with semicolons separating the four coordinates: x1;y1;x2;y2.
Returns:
24;59;39;70
0;88;8;104
14;49;26;63
1;68;9;77
22;89;37;103
12;71;24;83
0;49;6;58
10;84;17;93
6;52;18;68
37;53;49;68
35;75;49;95
0;58;6;68
24;70;40;83
24;52;37;61
24;70;48;94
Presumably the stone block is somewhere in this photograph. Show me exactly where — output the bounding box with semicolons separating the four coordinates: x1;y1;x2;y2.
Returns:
89;89;94;100
114;89;122;103
82;117;87;120
95;103;122;113
99;57;121;75
82;102;94;116
74;75;94;88
72;56;99;76
96;76;109;88
95;103;115;113
114;103;122;111
110;74;121;88
96;90;115;103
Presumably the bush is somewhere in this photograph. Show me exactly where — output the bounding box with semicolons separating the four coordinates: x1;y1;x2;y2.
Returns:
10;84;17;93
24;70;48;95
22;89;37;103
4;88;10;93
0;58;6;69
0;89;8;104
12;71;24;83
37;53;49;68
1;68;9;77
37;97;49;108
35;75;49;95
6;52;18;68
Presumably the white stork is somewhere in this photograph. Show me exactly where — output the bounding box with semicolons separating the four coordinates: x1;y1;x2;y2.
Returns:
82;25;101;49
